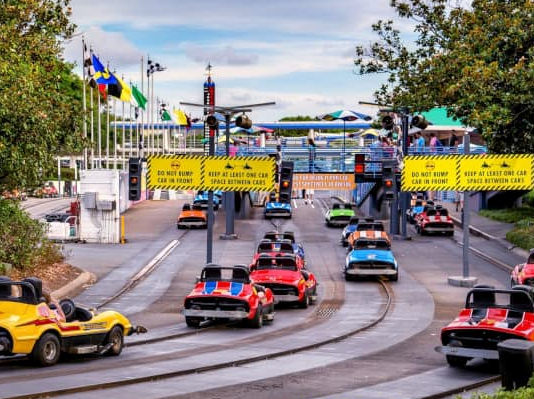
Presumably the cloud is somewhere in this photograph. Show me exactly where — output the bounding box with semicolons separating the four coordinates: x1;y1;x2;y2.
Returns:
62;26;143;68
183;44;259;66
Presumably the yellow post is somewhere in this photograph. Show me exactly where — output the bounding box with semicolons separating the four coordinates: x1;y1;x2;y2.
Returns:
120;215;125;244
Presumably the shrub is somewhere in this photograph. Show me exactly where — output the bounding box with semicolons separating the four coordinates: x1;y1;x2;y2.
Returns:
480;207;534;223
523;190;534;207
0;199;62;271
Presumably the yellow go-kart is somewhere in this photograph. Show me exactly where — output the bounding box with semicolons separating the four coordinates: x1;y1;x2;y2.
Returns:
0;277;146;366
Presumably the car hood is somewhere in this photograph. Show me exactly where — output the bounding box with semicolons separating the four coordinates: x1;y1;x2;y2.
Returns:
443;308;534;338
179;210;205;219
266;202;291;210
250;269;301;285
347;249;396;264
328;209;355;217
188;281;251;298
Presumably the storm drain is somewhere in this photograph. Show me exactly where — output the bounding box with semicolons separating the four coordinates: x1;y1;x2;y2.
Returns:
314;303;339;319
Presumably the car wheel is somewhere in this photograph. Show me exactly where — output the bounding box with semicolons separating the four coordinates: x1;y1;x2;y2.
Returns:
446;231;454;237
32;333;61;367
341;240;348;247
446;355;468;368
389;273;398;282
105;326;124;356
298;292;309;309
263;304;275;324
249;305;263;329
185;317;201;328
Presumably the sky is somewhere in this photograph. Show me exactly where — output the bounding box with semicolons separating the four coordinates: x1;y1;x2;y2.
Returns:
62;0;409;122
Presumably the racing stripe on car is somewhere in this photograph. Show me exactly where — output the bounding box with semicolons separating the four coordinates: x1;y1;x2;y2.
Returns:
203;281;217;295
230;282;244;296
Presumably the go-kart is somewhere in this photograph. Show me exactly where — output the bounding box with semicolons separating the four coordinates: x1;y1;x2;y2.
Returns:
0;277;146;366
344;237;398;281
177;203;207;229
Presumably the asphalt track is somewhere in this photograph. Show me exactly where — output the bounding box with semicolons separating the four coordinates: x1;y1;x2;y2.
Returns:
1;193;516;398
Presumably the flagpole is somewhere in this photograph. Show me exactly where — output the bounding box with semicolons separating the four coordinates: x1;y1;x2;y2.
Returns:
129;101;133;159
140;56;144;159
90;86;94;169
106;94;110;169
156;97;160;154
151;73;155;156
98;88;102;168
113;96;117;169
82;37;88;170
121;91;126;170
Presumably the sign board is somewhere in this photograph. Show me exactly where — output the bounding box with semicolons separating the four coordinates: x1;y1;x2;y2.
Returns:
147;155;275;192
147;155;203;190
293;173;356;190
402;154;534;191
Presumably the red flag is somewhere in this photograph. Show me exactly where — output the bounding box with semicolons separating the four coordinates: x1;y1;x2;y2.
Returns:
98;84;107;100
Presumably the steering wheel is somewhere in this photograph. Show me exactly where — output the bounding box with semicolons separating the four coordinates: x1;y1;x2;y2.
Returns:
59;298;76;321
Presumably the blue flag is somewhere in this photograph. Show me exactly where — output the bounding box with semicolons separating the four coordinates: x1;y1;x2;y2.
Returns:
92;54;117;85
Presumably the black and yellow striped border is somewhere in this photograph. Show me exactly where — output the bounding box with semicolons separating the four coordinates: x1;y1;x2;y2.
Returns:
402;154;534;191
147;154;276;192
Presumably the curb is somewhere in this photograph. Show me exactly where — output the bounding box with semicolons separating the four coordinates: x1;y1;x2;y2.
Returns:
52;271;96;300
451;215;529;259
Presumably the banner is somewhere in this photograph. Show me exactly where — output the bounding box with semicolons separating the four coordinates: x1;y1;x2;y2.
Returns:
293;173;356;190
147;155;275;192
402;154;534;191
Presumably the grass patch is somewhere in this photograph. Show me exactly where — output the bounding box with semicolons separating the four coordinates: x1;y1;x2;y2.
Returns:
506;223;534;251
479;207;534;223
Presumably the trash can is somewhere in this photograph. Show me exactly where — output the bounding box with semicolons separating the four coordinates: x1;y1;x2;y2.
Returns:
497;339;534;390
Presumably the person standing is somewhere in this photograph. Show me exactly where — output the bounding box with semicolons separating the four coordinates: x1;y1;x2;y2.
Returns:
306;188;315;205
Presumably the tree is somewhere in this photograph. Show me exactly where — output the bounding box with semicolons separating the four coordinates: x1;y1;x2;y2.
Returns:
0;0;84;190
355;0;534;153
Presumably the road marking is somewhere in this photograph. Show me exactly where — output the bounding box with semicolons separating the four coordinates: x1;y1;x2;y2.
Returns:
293;199;298;209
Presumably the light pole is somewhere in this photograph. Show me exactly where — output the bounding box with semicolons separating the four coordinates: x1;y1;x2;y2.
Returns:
180;101;275;242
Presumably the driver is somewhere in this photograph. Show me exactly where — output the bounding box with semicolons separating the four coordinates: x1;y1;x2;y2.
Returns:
43;289;66;322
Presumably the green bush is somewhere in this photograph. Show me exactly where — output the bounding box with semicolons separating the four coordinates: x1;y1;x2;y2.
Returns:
480;207;534;223
467;376;534;398
506;226;534;251
0;199;62;271
523;190;534;207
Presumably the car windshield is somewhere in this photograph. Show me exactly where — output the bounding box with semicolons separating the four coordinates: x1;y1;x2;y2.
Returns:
256;258;298;271
343;204;353;210
201;267;249;283
466;289;534;313
354;240;390;250
356;223;384;231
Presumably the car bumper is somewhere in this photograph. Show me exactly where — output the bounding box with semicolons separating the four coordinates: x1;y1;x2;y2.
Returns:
435;345;499;360
183;309;249;319
265;211;291;217
177;221;206;227
274;294;301;303
328;219;350;226
423;225;454;233
345;269;397;276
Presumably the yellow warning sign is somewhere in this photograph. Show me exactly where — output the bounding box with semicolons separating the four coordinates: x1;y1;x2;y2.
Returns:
147;155;203;190
203;156;275;192
402;156;458;191
293;173;356;190
147;155;275;192
402;154;534;191
458;155;534;191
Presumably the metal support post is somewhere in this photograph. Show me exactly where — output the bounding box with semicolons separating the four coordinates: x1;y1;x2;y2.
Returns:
462;133;471;278
206;124;216;263
221;113;236;239
400;114;410;239
448;131;477;287
390;173;399;235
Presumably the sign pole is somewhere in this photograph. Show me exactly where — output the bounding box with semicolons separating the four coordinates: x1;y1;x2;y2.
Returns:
222;113;237;239
462;132;470;278
400;114;410;239
207;125;216;263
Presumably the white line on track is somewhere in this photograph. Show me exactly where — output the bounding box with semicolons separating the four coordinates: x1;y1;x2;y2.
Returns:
293;199;298;209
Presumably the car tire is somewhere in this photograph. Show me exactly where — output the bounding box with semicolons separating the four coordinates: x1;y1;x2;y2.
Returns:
446;231;454;237
446;355;468;368
105;326;124;356
32;332;61;367
298;292;309;309
341;240;348;247
249;306;263;329
263;304;275;324
389;273;398;282
185;317;201;328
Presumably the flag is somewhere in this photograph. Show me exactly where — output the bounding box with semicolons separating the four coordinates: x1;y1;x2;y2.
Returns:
83;44;97;88
173;109;188;126
107;74;132;102
92;54;118;85
161;109;172;121
186;114;192;132
98;84;107;100
131;85;147;110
